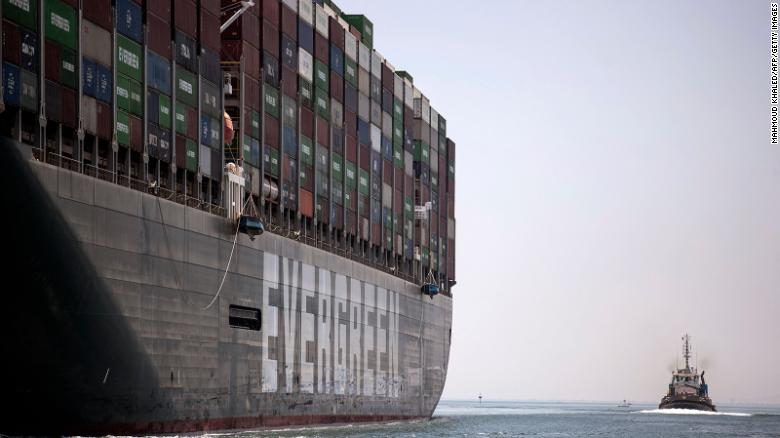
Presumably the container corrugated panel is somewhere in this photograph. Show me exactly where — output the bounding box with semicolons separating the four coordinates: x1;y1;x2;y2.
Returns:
116;34;143;82
222;8;259;47
262;0;280;25
116;0;142;42
146;13;172;59
147;50;172;94
199;144;211;176
45;81;62;123
3;0;38;30
298;0;313;24
263;51;279;87
262;20;280;55
174;0;198;37
329;16;344;50
96;99;112;139
176;67;198;107
61;86;77;127
45;40;60;82
200;10;221;52
281;4;297;38
175;31;198;72
281;35;297;70
298;18;314;54
3;20;22;65
200;48;221;84
20;29;38;72
44;0;77;50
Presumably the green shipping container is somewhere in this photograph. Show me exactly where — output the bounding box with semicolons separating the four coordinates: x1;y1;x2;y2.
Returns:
45;0;77;49
358;168;369;196
315;87;329;120
299;166;313;189
331;153;343;182
300;135;313;166
344;190;354;210
20;70;37;112
116;74;143;116
264;146;280;176
116;34;143;82
186;139;198;171
175;101;189;135
158;94;171;129
176;67;197;107
344;58;357;87
393;144;403;168
115;110;131;146
343;15;373;48
3;0;37;30
393;98;403;120
314;60;328;93
60;47;77;89
345;161;357;189
264;86;279;118
404;196;413;218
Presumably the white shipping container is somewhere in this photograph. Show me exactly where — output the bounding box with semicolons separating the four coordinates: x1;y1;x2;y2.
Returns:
345;32;357;61
422;97;430;124
298;49;313;81
81;95;97;134
358;42;370;70
404;80;413;109
358;67;370;95
370;101;381;125
82;20;113;66
448;218;456;239
282;0;297;12
382;183;392;207
358;91;370;121
330;99;343;127
394;74;403;98
200;144;212;176
338;16;349;31
315;4;328;36
382;112;392;137
371;51;381;78
370;124;381;152
298;0;313;24
430;108;439;133
413;98;422;119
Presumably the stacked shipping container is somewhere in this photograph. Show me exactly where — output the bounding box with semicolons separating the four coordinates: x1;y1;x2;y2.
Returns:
1;0;454;287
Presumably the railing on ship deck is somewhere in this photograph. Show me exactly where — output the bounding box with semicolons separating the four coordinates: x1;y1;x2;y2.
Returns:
32;147;445;294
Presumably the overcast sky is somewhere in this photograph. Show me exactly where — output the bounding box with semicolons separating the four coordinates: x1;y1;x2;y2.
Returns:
337;0;779;404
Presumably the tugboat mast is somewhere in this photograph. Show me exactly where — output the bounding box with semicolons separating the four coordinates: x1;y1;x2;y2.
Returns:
682;334;692;370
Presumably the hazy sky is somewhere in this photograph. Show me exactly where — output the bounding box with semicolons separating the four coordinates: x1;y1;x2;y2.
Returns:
337;0;779;404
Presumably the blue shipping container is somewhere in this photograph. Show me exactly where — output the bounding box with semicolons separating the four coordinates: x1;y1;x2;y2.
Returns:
82;59;97;97
330;45;343;76
251;138;260;167
21;30;38;72
147;51;172;94
382;135;392;161
116;0;143;43
3;63;21;107
201;114;210;145
96;64;112;103
200;48;221;85
298;19;314;54
357;117;370;145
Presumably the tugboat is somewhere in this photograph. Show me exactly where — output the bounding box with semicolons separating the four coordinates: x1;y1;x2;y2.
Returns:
658;334;716;411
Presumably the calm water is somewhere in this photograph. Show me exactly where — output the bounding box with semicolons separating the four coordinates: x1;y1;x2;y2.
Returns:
207;400;780;438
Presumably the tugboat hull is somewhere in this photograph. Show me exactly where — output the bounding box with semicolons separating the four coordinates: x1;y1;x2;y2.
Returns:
659;397;716;412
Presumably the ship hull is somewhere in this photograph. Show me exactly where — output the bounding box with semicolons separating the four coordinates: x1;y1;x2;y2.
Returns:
0;140;452;435
658;398;716;412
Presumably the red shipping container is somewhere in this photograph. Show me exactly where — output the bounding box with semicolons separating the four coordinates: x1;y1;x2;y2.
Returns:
383;160;392;184
447;194;454;218
83;0;112;30
200;10;221;52
186;106;198;139
175;134;187;168
174;0;198;38
147;13;172;59
201;0;220;16
301;106;314;138
394;166;403;188
421;185;430;203
344;110;356;136
130;115;143;152
431;213;438;234
281;4;297;38
349;27;361;39
359;145;369;170
264;114;279;147
262;21;280;56
222;9;260;47
382;63;394;92
300;165;314;191
244;43;261;79
96;101;112;140
61;87;77;128
405;175;414;196
147;0;171;22
282;154;293;180
330;71;343;103
393;189;402;214
371;223;381;246
317;198;329;224
345;134;357;161
2;20;21;65
316;116;328;147
261;0;280;25
329;17;344;50
345;209;356;234
314;32;328;64
244;76;260;110
281;65;297;98
446;137;456;162
221;40;241;62
299;188;313;218
45;40;61;82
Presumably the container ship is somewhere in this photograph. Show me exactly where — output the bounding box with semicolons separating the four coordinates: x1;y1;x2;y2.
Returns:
658;335;716;412
0;0;456;434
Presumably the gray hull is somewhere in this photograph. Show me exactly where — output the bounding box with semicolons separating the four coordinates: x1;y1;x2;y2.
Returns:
0;141;452;435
